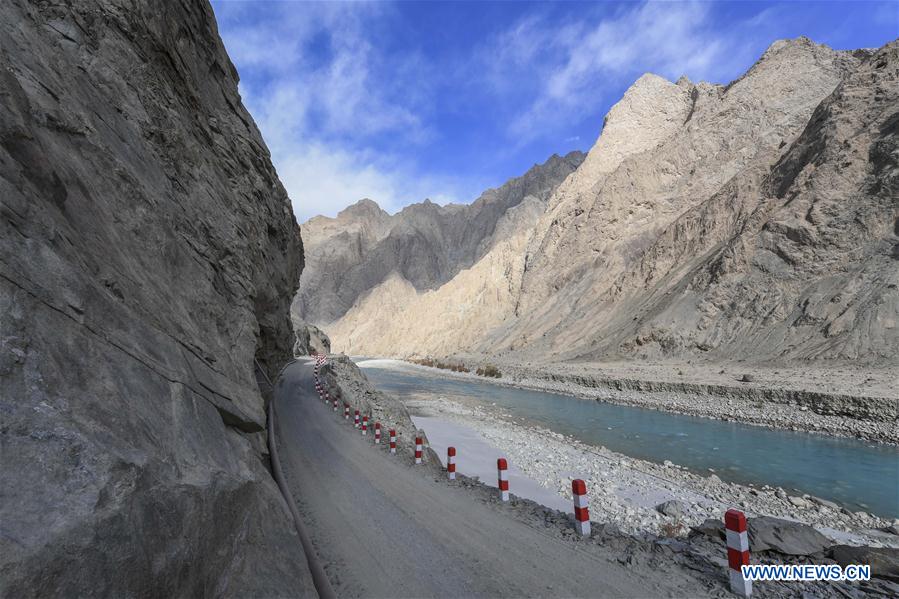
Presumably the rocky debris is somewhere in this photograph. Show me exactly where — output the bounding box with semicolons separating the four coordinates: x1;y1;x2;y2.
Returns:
395;387;895;547
317;355;441;470
330;361;899;598
0;0;311;596
294;151;584;325
434;358;898;444
828;545;899;582
887;521;899;536
293;321;331;356
748;517;831;556
810;496;842;510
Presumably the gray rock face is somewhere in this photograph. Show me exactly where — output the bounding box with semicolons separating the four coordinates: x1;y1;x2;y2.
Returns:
1;0;312;596
293;321;332;356
747;517;830;556
294;151;585;324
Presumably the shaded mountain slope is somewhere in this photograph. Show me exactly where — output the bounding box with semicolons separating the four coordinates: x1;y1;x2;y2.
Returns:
294;151;584;324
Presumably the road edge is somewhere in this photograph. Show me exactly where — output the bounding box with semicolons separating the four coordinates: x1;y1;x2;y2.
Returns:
267;359;337;599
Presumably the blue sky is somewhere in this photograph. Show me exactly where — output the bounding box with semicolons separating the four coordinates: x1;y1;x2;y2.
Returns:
210;1;897;222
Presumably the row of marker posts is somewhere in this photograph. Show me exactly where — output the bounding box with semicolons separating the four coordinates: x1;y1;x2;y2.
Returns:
313;353;396;463
310;353;752;597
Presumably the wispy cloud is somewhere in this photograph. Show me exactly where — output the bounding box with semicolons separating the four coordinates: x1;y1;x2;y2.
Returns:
476;1;766;145
213;1;446;221
211;0;888;222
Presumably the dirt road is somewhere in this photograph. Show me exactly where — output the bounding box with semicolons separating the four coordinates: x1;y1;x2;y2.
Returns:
273;360;715;598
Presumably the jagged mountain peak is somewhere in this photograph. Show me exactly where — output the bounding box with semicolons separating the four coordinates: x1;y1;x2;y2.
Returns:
294;149;584;324
323;37;896;366
339;197;388;219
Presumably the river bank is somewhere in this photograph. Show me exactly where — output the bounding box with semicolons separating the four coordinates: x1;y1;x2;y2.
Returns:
384;357;899;445
329;356;899;594
401;391;898;547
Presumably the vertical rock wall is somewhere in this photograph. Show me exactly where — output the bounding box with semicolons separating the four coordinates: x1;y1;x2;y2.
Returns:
0;0;312;595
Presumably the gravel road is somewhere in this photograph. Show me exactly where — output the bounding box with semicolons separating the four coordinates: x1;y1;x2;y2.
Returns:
273;361;710;598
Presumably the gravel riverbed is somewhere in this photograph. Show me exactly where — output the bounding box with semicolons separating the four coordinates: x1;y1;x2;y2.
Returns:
404;393;899;548
390;358;899;445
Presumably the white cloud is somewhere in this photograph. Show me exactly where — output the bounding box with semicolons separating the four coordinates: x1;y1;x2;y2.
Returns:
213;1;444;221
211;0;776;221
482;1;764;144
273;142;474;221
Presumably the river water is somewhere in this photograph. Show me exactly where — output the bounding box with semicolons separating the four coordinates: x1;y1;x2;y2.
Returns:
358;360;899;518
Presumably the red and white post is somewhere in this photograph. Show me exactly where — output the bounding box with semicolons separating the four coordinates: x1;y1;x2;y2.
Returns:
332;398;338;412
414;437;423;464
354;410;360;428
725;509;752;597
344;403;350;420
571;479;590;536
362;415;368;435
447;447;456;480
374;422;381;444
497;458;509;502
389;429;397;454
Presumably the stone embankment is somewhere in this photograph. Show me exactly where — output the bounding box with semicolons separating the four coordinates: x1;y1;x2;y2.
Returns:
419;358;899;444
409;395;898;545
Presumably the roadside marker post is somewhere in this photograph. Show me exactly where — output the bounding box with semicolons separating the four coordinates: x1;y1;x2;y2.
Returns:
389;430;397;454
374;422;381;444
414;437;423;464
362;415;368;435
571;479;590;536
332;398;338;412
725;509;752;597
344;404;350;420
354;410;360;428
497;458;509;502
447;447;456;480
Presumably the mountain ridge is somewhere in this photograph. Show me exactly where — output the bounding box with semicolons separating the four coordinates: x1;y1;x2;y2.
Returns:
317;36;898;366
294;150;585;324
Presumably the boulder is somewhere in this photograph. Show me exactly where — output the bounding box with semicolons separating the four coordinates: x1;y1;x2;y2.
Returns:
788;495;812;509
809;496;840;510
690;518;725;542
748;517;830;556
655;500;685;519
828;546;899;582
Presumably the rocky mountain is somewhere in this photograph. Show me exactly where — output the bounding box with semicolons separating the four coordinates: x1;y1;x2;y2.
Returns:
294;151;584;324
326;37;898;365
1;1;313;596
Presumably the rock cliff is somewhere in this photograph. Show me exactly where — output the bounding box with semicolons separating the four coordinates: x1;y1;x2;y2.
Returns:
324;38;898;365
294;151;584;324
1;0;312;596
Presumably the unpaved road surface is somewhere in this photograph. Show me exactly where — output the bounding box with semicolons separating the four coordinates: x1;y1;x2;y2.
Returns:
274;361;710;598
